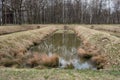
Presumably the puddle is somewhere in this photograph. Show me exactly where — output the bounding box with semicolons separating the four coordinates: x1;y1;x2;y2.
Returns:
29;30;96;70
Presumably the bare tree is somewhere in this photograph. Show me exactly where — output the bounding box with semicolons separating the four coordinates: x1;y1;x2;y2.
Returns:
1;0;120;24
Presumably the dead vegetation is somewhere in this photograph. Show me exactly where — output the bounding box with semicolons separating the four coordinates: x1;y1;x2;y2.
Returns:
77;43;107;69
40;54;59;67
26;52;42;68
0;26;64;68
89;25;120;33
87;25;120;38
0;25;46;35
0;25;120;70
77;45;99;59
77;48;93;59
91;55;107;69
70;26;120;69
26;52;59;68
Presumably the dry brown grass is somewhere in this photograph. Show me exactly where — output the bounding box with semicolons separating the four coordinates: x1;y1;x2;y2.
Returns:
77;48;93;59
0;25;47;35
88;25;120;33
26;53;59;68
91;55;107;69
0;26;64;67
70;26;120;69
85;25;120;38
26;52;41;68
0;58;21;67
40;54;59;67
77;42;100;58
77;44;107;69
77;48;99;59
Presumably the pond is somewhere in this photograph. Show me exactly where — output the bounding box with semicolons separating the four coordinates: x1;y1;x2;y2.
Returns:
29;30;96;70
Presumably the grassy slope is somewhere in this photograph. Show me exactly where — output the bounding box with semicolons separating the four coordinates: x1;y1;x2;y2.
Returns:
0;68;120;80
0;24;119;35
0;26;64;67
94;30;120;38
84;25;120;38
0;25;120;80
0;26;63;55
0;25;48;35
70;26;120;69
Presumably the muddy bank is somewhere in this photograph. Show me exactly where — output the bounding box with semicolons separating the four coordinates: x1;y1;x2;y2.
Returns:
0;26;64;67
69;26;120;69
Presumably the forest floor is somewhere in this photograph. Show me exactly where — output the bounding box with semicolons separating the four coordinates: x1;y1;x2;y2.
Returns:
0;24;120;80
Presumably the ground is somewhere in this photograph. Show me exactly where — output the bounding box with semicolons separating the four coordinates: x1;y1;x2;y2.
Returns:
0;68;120;80
0;24;120;80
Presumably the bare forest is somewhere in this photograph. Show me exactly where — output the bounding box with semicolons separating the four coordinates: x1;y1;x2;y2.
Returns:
0;0;120;24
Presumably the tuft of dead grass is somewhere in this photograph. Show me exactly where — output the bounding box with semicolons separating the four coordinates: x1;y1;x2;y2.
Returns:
70;26;120;69
91;55;107;69
77;43;100;58
26;52;41;68
26;53;59;68
89;25;120;33
0;58;20;67
0;26;64;67
77;48;93;59
40;54;59;68
0;25;41;35
77;44;107;69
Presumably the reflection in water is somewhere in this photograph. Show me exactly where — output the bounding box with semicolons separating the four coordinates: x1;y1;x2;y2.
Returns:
30;31;96;70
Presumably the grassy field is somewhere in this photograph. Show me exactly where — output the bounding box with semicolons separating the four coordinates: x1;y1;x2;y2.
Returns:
0;24;119;35
0;24;52;35
83;24;120;36
0;25;120;80
94;30;120;38
0;68;120;80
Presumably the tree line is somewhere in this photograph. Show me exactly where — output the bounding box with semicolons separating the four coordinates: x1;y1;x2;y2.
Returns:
1;0;120;24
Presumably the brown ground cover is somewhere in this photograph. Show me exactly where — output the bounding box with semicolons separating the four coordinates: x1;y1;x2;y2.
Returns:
0;26;64;68
70;26;120;70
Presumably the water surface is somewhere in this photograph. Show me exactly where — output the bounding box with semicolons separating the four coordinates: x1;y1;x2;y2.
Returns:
30;31;96;69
